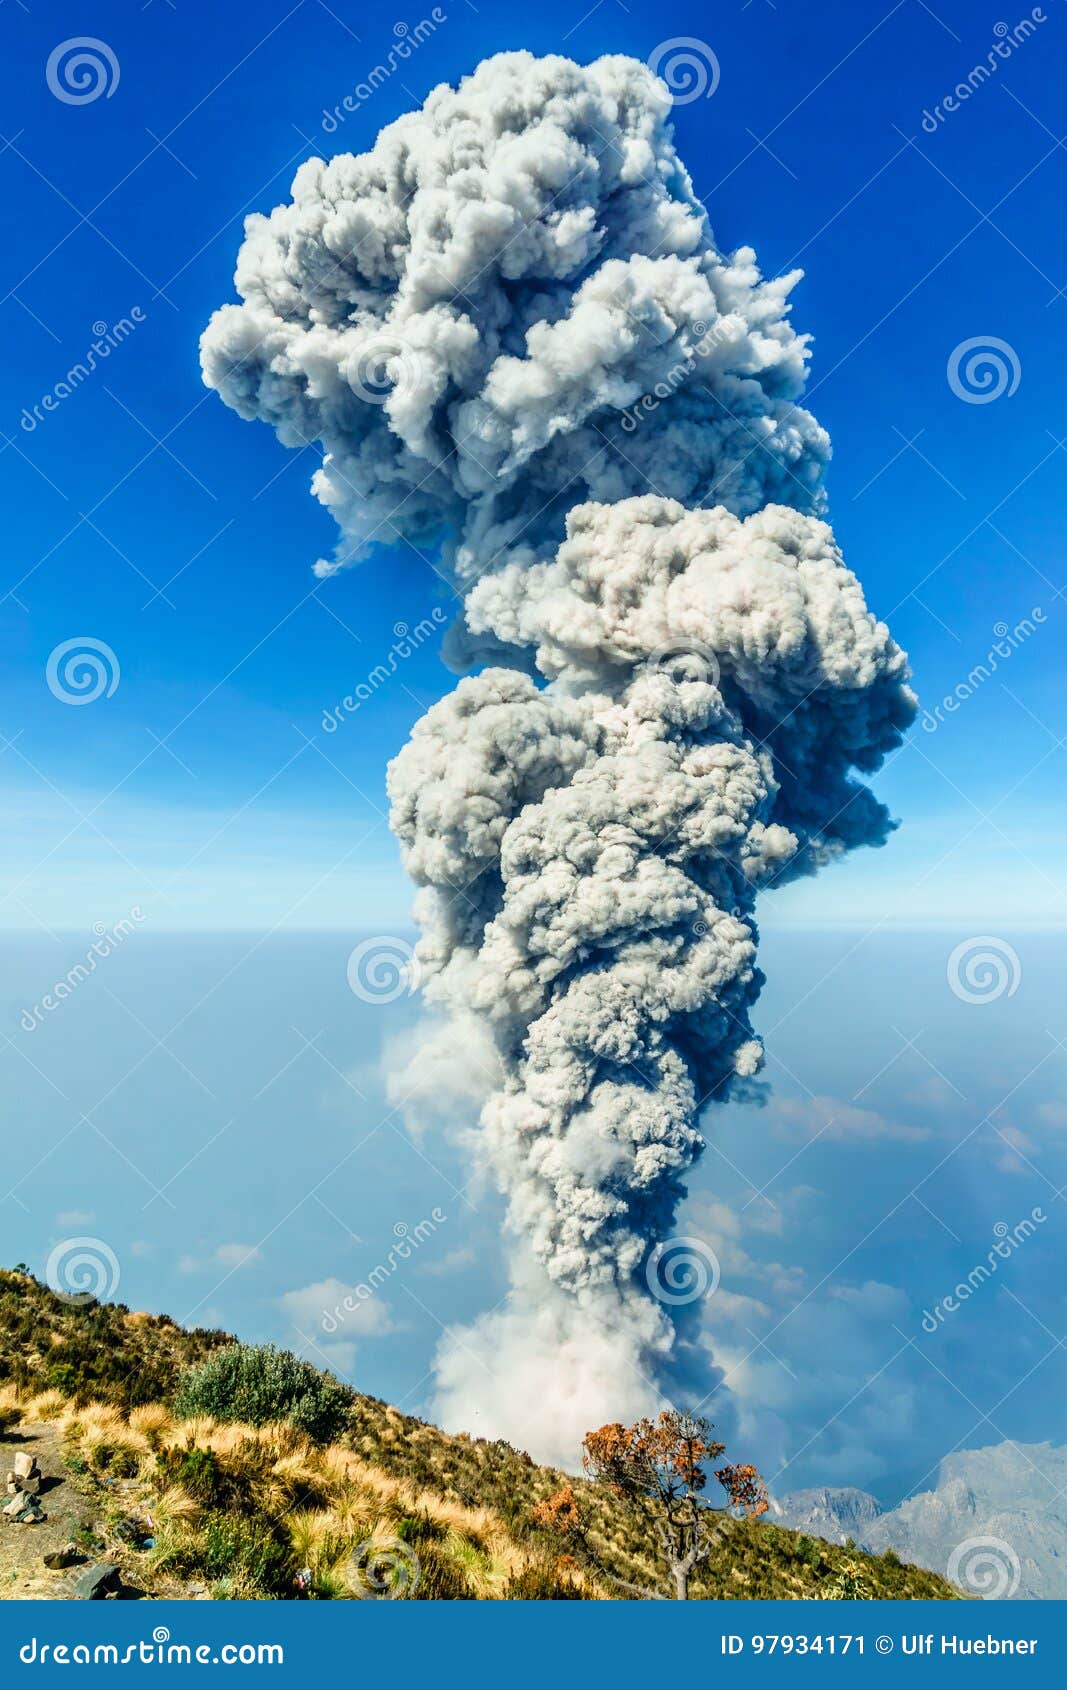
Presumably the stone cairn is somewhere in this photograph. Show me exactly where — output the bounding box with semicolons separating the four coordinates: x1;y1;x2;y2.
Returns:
3;1450;46;1525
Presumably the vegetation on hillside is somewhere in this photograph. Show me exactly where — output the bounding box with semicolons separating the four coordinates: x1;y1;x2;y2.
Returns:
174;1345;354;1444
0;1270;959;1601
0;1269;226;1407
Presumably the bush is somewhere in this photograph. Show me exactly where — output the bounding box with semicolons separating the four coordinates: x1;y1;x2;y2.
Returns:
200;1514;293;1596
156;1444;229;1508
396;1511;448;1546
157;1512;294;1597
174;1345;353;1444
504;1560;585;1599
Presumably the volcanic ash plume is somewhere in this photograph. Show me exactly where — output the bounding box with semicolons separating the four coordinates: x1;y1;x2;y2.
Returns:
201;51;915;1462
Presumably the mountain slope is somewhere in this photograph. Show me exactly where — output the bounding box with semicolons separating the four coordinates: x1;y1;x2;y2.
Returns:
1;1270;958;1601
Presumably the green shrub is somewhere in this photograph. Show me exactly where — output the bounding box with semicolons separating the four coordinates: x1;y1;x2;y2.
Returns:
174;1345;353;1444
200;1514;293;1595
396;1511;448;1546
156;1512;294;1597
156;1444;229;1507
89;1440;139;1478
45;1362;79;1394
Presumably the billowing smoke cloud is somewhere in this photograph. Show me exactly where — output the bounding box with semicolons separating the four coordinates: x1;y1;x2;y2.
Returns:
202;50;915;1464
200;52;828;619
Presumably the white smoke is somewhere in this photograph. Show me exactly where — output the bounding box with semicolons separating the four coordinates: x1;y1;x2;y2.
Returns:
202;50;915;1466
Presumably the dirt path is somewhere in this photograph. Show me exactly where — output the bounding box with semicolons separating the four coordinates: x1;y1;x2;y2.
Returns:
1;1423;109;1601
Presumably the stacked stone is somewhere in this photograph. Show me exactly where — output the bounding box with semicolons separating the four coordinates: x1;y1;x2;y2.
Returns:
3;1451;45;1524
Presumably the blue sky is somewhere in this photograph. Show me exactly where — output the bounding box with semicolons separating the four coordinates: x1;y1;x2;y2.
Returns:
2;0;1065;1502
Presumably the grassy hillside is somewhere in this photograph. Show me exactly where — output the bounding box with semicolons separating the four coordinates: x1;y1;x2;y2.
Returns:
0;1269;227;1406
0;1270;959;1601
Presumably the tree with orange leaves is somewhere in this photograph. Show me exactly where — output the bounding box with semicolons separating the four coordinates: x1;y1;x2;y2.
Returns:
582;1410;768;1600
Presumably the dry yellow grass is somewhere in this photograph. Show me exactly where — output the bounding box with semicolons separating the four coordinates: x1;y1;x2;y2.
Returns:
128;1402;173;1440
21;1389;67;1421
43;1392;592;1600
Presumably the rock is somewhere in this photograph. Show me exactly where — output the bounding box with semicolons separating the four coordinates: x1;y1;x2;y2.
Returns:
72;1563;122;1600
2;1492;45;1524
769;1486;883;1543
12;1453;38;1480
44;1549;82;1571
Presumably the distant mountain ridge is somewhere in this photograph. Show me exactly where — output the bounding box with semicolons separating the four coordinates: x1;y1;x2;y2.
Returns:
772;1442;1067;1599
